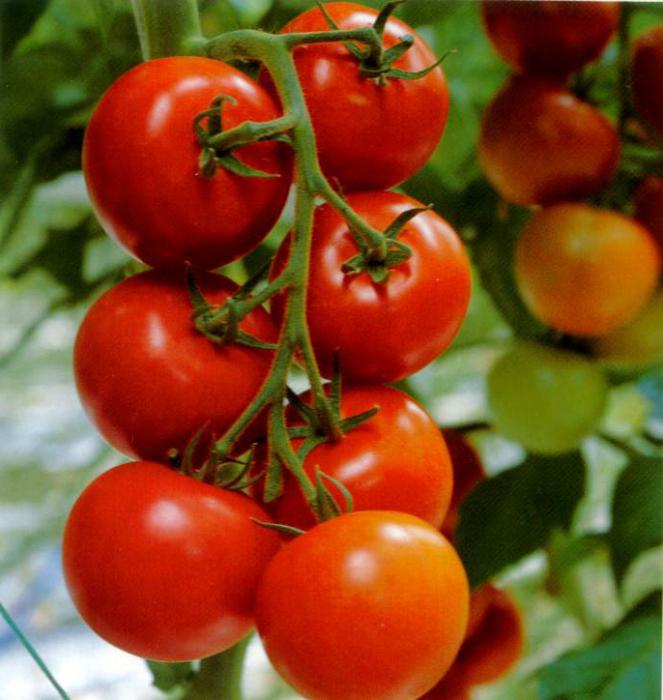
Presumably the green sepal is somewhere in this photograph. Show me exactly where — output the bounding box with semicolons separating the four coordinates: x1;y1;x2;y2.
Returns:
180;423;210;476
234;330;278;351
251;518;305;538
297;435;328;461
318;470;354;515
217;153;279;179
373;0;406;38
313;468;342;521
234;260;271;301
384;205;432;238
287;386;318;425
383;51;452;81
338;405;379;433
329;360;342;415
315;0;366;60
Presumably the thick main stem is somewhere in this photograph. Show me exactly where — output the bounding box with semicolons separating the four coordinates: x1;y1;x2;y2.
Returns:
130;0;203;59
182;635;251;700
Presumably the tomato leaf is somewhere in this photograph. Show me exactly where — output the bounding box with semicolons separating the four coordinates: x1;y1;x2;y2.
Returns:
609;455;663;582
538;614;661;700
455;452;585;587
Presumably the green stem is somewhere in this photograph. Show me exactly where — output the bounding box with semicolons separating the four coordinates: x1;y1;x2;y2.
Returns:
182;636;251;700
130;0;203;59
207;113;299;150
0;602;70;700
283;27;378;50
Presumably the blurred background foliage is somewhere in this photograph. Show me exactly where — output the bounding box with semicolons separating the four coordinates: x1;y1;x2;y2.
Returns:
0;0;661;698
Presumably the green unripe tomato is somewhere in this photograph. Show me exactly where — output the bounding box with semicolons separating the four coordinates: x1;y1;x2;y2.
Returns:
487;343;608;454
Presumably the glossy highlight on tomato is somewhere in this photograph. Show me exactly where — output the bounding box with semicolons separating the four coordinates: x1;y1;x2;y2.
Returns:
62;461;281;661
481;1;619;77
479;75;620;206
273;191;471;383
74;269;276;462
261;385;454;530
274;2;449;190
84;57;291;269
515;204;660;337
256;510;469;700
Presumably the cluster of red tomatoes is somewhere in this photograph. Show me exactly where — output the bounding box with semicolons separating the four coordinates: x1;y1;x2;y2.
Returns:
58;3;527;699
478;1;662;456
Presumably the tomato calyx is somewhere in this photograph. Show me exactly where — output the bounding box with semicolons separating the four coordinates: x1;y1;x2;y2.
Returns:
194;94;295;179
316;0;446;86
187;268;278;351
342;204;431;283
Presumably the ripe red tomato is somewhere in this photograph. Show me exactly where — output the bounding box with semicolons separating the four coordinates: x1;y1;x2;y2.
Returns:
455;585;523;686
440;430;485;539
481;1;619;77
84;57;291;270
260;385;453;530
273;2;449;190
273;192;471;383
422;584;523;698
256;510;469;700
479;75;620;206
515;204;660;337
631;25;663;141
634;175;663;258
62;461;281;661
74;269;276;462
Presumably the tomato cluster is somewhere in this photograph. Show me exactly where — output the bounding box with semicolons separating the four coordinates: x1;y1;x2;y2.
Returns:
63;3;480;698
479;2;662;455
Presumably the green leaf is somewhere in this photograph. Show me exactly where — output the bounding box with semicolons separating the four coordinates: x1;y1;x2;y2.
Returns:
538;615;661;700
609;455;663;582
146;660;195;693
455;452;585;586
0;0;49;59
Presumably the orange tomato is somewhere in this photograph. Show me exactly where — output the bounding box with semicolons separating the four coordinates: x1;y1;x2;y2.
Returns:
516;204;660;336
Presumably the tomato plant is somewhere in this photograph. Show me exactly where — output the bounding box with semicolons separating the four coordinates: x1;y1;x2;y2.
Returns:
631;25;663;141
487;343;609;454
74;269;276;462
272;2;449;191
273;191;471;383
84;56;291;270
255;510;469;700
515;203;660;337
62;461;281;661
479;75;620;206
481;1;619;77
260;385;453;530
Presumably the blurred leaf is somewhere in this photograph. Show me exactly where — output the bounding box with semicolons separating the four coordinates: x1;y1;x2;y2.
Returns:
609;455;663;582
538;615;661;700
455;452;585;587
0;0;48;58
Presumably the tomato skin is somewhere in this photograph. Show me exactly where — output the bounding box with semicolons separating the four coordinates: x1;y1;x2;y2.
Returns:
74;269;276;462
481;1;619;77
83;57;291;270
256;510;469;700
631;26;663;141
456;585;523;686
62;461;281;661
273;192;471;383
274;2;449;190
515;204;660;337
261;385;453;530
440;430;485;539
488;343;608;455
479;76;620;207
634;175;663;259
422;585;523;698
